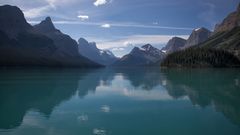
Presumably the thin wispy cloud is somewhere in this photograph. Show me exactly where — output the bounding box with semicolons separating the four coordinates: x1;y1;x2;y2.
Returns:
28;20;193;30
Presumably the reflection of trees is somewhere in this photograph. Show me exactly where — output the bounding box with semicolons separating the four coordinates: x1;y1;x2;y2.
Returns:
0;68;91;129
163;69;240;126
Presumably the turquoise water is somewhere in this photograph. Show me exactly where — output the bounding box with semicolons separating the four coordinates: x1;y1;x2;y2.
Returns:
0;68;240;135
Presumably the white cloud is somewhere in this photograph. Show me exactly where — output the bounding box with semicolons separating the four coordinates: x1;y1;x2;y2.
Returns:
77;15;89;21
123;41;133;47
94;0;108;6
101;23;111;28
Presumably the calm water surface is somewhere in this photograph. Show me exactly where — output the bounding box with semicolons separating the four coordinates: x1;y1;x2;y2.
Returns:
0;68;240;135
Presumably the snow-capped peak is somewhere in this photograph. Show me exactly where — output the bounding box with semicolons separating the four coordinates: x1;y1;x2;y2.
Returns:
194;28;201;31
141;44;153;51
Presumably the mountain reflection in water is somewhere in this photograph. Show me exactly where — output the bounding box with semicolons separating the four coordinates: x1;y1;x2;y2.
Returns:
0;68;239;135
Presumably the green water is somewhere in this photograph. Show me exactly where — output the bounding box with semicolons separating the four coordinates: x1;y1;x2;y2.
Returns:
0;68;240;135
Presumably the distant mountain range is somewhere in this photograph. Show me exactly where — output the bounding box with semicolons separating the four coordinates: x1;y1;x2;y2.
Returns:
119;26;213;66
113;44;166;66
78;38;118;66
161;4;240;67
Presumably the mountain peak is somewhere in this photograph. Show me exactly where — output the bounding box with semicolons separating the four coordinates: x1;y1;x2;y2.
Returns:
194;27;209;32
114;44;166;66
41;16;55;29
45;17;52;23
34;17;56;33
161;37;186;54
78;38;89;45
141;44;153;51
131;47;141;52
172;37;186;41
0;5;32;37
184;27;212;48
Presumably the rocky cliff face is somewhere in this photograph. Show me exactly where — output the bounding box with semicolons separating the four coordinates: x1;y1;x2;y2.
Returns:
0;5;101;67
34;17;79;57
161;37;186;54
214;4;240;33
34;17;58;33
184;27;212;48
0;5;32;38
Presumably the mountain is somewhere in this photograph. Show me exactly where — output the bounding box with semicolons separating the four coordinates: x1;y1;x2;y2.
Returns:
199;26;240;58
78;38;118;65
161;27;211;55
0;5;32;38
161;4;240;68
34;17;79;57
214;4;240;33
161;37;186;54
113;44;166;66
184;27;212;48
0;5;101;67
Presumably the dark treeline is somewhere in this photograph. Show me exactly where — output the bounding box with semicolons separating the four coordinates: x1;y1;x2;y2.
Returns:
161;48;240;68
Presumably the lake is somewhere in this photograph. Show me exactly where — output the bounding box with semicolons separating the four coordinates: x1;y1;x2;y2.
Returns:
0;68;240;135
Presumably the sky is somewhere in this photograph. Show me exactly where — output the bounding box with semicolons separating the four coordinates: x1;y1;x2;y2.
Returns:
0;0;239;57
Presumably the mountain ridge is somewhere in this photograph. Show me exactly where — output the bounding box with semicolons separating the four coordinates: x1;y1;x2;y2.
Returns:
0;5;102;67
113;44;166;66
